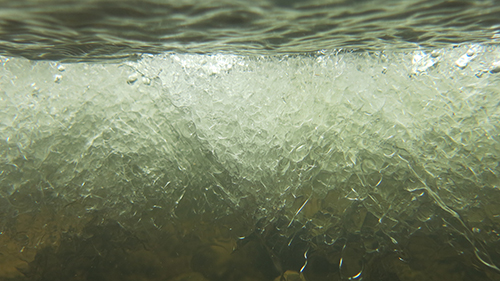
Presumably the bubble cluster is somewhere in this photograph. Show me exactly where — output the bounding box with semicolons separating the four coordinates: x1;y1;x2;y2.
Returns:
0;45;500;280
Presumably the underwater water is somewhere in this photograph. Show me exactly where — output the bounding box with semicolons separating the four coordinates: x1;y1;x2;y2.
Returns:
1;1;500;281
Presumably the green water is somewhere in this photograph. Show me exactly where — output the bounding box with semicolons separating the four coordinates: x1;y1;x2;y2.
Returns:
1;0;500;280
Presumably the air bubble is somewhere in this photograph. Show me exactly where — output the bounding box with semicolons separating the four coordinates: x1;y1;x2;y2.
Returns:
142;77;151;85
412;51;437;73
430;50;441;57
30;82;39;92
455;55;471;69
127;73;139;85
455;45;480;69
54;74;62;83
490;61;500;73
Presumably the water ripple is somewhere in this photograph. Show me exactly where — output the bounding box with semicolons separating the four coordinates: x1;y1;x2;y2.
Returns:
0;0;499;61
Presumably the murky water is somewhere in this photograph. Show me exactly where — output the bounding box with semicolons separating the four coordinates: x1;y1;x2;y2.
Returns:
1;0;499;60
1;1;500;281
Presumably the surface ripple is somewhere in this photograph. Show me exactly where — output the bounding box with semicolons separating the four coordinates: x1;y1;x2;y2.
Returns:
0;0;499;60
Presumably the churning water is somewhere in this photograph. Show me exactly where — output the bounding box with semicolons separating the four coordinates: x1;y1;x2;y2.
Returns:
1;1;500;281
1;0;499;59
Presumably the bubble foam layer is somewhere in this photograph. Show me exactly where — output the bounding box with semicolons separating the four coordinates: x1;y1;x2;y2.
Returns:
1;45;500;280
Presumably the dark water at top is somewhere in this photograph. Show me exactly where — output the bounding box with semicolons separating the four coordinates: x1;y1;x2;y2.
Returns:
0;0;499;61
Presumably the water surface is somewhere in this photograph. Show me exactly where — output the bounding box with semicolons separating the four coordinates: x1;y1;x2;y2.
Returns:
0;0;499;60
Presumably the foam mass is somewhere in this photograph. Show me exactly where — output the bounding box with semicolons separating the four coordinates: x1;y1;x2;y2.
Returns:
1;45;500;258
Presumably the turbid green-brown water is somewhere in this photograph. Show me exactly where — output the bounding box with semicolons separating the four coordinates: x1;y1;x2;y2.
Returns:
1;1;500;281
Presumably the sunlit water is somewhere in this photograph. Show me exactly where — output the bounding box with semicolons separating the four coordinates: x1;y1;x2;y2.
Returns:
1;1;500;281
